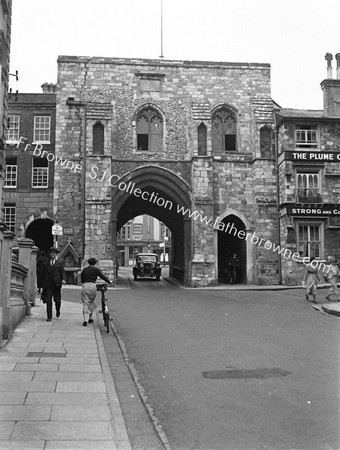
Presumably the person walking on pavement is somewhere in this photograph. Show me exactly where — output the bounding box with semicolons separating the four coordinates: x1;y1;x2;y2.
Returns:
80;257;112;326
302;256;320;303
325;256;340;302
42;247;65;321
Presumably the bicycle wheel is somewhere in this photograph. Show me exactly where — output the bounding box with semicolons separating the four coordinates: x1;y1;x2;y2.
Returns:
104;313;109;333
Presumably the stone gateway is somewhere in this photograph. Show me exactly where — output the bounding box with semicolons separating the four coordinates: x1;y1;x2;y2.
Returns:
55;56;278;286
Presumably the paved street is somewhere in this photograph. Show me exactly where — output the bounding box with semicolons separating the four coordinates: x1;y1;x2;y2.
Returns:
101;269;340;450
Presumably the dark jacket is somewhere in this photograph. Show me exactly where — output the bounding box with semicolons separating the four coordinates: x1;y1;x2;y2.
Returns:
42;259;65;288
81;265;110;284
37;255;49;288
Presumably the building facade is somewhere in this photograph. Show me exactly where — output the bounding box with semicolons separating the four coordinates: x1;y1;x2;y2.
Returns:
275;53;340;285
0;0;12;224
117;215;171;266
55;56;278;286
4;86;57;252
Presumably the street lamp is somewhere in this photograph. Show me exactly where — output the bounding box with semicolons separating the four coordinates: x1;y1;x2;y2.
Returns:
163;236;168;265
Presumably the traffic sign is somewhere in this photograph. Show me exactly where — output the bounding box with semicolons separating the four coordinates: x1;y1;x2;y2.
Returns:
52;224;63;235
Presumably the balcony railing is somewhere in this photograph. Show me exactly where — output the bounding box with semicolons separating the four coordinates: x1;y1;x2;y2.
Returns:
297;188;322;203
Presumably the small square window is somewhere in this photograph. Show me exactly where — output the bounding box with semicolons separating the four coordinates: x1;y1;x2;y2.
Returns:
295;125;318;149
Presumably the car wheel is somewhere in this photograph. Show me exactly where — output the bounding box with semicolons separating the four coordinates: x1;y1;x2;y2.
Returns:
156;276;160;281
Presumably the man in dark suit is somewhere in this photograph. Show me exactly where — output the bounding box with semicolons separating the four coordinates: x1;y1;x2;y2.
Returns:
42;247;65;321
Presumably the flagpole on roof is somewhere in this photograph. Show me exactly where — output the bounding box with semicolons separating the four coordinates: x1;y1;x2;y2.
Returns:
160;0;164;59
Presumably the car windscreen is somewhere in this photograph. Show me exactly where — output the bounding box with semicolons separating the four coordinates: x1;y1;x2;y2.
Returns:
138;256;157;262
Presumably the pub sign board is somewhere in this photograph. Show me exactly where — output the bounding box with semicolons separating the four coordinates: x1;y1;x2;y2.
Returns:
284;151;340;162
286;205;340;216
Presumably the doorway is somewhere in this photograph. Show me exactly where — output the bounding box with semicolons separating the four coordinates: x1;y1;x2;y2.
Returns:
218;214;246;284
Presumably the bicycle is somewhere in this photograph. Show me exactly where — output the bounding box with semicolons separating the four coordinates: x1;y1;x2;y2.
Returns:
96;283;110;333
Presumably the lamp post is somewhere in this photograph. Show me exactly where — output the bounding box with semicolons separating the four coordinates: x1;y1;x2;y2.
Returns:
163;236;168;265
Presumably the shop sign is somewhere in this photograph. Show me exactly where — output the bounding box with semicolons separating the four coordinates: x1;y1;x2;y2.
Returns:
132;223;143;240
287;204;340;216
285;151;340;162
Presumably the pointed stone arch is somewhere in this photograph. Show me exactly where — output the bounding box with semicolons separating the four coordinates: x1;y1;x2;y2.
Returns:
25;216;54;253
214;209;254;284
111;165;192;283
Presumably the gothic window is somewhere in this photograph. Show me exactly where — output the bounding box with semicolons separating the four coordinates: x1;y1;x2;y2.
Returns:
136;107;163;152
198;123;207;155
93;122;104;155
260;125;274;158
211;107;237;152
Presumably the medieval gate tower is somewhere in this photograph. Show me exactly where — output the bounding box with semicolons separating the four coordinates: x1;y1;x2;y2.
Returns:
55;56;278;286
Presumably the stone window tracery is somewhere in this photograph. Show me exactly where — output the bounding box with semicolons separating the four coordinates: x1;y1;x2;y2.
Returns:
136;107;163;152
211;107;237;152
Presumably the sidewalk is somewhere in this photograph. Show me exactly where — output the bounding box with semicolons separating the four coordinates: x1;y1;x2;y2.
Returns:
0;300;132;450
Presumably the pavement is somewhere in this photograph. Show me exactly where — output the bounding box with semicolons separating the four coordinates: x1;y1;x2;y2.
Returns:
0;299;132;450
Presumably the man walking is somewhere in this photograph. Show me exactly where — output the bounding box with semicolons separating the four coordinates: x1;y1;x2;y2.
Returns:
42;247;65;321
325;256;340;302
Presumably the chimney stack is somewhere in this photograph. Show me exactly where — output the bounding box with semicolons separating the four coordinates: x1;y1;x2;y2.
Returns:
321;52;340;117
325;53;333;78
336;53;340;79
41;83;57;93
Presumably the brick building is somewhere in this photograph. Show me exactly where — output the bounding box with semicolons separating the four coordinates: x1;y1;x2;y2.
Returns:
0;0;12;225
275;53;340;285
55;56;278;286
4;85;56;252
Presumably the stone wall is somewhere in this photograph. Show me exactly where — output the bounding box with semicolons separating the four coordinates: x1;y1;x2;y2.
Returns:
56;56;277;285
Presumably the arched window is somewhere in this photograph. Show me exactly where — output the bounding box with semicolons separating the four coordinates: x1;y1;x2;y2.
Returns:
211;107;237;152
198;123;207;155
93;122;104;155
136;107;163;152
260;125;274;158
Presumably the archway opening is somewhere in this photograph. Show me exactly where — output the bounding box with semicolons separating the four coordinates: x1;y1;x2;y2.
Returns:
218;215;246;284
117;214;171;267
25;218;53;252
112;167;191;284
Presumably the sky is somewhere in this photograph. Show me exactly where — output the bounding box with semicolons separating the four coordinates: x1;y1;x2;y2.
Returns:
9;0;340;110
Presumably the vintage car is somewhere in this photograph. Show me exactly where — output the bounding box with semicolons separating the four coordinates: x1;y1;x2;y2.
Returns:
133;253;162;281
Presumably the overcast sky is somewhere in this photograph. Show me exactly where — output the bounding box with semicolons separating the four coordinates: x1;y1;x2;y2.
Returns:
9;0;340;109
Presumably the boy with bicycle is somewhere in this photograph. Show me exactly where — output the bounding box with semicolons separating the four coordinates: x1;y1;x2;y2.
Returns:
80;257;113;326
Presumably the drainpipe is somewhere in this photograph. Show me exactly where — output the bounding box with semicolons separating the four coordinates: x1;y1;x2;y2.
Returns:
274;113;282;284
82;104;87;260
65;98;86;260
